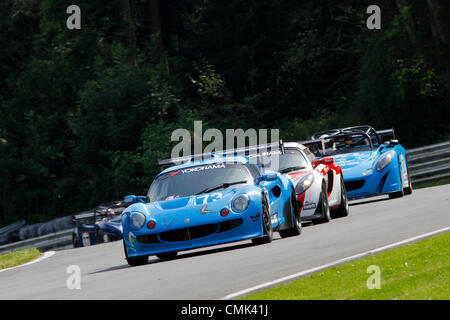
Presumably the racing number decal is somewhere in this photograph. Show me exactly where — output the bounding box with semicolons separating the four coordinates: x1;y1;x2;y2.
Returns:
195;193;223;205
81;232;90;246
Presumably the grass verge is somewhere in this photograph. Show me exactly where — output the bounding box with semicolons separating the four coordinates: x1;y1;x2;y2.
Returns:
240;231;450;300
0;248;41;270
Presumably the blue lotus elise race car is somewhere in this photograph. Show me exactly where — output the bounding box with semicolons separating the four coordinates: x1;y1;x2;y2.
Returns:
121;154;301;266
309;126;413;200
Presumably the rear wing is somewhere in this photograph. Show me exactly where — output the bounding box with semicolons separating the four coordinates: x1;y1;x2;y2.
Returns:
72;201;127;225
297;139;326;157
157;141;285;171
376;128;396;143
72;210;96;225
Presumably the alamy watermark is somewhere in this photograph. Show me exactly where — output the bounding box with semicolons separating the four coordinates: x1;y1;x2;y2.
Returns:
66;5;81;30
366;265;381;289
65;5;381;31
66;265;81;290
170;120;280;164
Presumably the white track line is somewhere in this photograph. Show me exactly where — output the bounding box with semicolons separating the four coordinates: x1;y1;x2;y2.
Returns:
0;251;56;273
222;226;450;300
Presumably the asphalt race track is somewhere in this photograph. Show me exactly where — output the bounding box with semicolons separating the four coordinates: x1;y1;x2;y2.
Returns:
1;185;449;300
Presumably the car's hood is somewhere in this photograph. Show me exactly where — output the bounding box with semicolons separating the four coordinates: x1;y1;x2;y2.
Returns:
142;188;241;220
332;151;376;178
99;217;123;231
285;169;312;181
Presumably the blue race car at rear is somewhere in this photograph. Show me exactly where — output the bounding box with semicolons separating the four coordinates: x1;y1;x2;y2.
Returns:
310;126;413;200
121;154;301;266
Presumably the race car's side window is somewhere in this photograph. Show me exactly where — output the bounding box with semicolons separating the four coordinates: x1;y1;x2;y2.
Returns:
245;163;262;179
304;148;316;163
370;133;379;147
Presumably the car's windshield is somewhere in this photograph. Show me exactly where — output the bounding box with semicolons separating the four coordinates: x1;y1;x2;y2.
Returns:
257;150;309;173
320;133;372;156
147;162;252;202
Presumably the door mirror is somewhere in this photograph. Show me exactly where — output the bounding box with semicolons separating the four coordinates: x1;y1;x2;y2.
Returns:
320;156;334;165
389;139;399;145
262;173;278;181
124;195;137;205
124;195;146;205
311;159;320;168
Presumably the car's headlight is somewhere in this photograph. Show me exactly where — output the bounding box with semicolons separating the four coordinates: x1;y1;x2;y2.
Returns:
295;172;314;194
376;151;394;171
231;194;250;213
130;212;146;229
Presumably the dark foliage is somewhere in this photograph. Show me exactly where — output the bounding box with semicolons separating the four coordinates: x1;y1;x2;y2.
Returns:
0;0;449;225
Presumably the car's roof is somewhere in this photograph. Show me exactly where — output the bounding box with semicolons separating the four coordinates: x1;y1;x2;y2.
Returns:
158;155;250;177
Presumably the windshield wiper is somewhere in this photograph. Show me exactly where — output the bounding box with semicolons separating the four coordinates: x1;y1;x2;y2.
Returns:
195;180;248;195
279;166;307;174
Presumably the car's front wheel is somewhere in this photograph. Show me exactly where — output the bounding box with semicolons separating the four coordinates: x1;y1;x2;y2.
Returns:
123;240;148;266
252;196;273;245
331;176;349;218
313;183;330;224
389;162;405;199
403;165;413;195
72;235;79;248
279;188;302;238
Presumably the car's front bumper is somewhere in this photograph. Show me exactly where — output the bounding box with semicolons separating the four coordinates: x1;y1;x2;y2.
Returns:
124;212;263;258
344;165;402;199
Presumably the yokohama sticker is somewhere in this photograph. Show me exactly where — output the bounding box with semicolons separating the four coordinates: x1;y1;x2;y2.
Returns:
180;163;226;174
303;201;317;210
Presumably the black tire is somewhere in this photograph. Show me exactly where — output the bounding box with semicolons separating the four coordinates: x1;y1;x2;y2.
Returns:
389;161;404;199
72;235;79;248
279;189;302;238
403;165;413;195
97;231;109;244
123;240;148;266
156;252;178;260
313;183;330;224
252;195;273;245
331;176;349;218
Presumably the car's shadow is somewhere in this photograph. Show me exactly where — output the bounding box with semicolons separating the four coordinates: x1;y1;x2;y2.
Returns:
349;197;389;206
89;241;263;274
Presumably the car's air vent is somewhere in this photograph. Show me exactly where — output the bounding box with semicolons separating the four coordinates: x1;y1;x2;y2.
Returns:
344;179;365;191
218;218;243;233
137;234;161;244
159;223;219;242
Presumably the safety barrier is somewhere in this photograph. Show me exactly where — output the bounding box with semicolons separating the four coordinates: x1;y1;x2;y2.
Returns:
407;141;450;185
0;229;72;254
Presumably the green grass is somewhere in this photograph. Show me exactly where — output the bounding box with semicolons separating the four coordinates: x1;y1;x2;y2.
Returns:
240;231;450;300
414;178;450;190
0;248;41;270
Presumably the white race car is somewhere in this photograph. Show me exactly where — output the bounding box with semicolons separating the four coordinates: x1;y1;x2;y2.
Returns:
257;142;349;223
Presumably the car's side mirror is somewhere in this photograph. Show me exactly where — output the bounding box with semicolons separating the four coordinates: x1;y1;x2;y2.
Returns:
320;156;334;165
124;195;137;205
262;173;278;181
124;195;146;205
389;139;399;145
311;159;320;168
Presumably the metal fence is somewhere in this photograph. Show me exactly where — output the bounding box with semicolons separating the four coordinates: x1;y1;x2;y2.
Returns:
407;141;450;185
0;229;72;255
0;141;449;255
